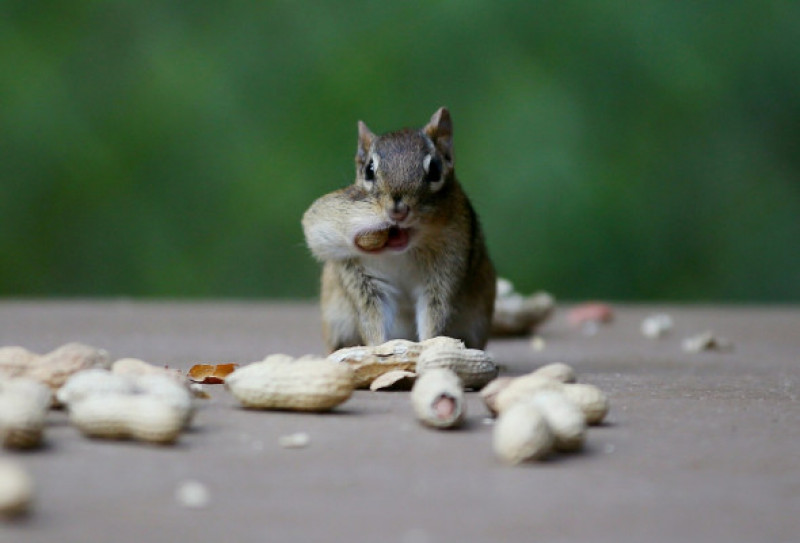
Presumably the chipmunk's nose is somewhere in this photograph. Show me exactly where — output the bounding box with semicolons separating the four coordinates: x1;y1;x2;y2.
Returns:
388;196;409;222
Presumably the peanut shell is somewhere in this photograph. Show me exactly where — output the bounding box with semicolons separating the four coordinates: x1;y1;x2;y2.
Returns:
59;370;195;429
329;340;419;389
410;368;465;429
0;459;33;518
419;336;465;351
112;357;185;383
69;394;184;444
492;289;555;336
493;402;555;464
531;362;576;384
0;378;52;449
492;376;609;425
528;390;586;451
561;383;610;425
369;370;417;391
416;347;498;390
0;342;110;392
226;356;355;412
355;229;389;251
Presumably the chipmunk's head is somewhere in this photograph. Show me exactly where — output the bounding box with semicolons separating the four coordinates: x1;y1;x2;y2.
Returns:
354;107;456;234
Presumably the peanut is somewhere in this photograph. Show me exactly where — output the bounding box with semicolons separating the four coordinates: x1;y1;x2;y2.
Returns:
0;378;52;449
56;369;135;406
226;355;355;412
410;368;465;429
0;342;110;392
355;229;389;251
560;383;610;425
482;362;609;425
0;459;33;518
419;336;466;351
492;278;555;336
528;390;586;452
416;347;498;390
492;377;609;425
492;402;555;464
59;369;196;439
478;376;514;415
531;362;576;384
69;394;185;444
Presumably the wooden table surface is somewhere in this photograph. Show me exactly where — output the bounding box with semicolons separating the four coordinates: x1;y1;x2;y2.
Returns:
1;301;798;543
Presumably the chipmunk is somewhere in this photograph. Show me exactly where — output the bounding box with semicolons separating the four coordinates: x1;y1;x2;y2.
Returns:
302;107;496;351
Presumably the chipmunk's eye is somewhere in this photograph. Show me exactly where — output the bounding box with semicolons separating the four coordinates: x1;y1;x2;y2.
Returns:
424;156;442;182
365;160;376;181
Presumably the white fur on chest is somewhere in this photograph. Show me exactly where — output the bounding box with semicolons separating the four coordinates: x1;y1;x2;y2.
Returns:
360;253;425;340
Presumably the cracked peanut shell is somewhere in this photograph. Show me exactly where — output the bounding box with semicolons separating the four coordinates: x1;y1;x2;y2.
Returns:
329;340;420;389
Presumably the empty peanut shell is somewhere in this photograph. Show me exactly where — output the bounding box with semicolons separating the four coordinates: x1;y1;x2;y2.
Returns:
329;340;419;389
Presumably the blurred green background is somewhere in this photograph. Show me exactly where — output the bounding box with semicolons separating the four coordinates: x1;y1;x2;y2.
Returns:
2;1;799;301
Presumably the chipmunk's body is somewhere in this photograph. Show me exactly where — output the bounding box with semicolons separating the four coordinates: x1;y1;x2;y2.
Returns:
302;108;496;351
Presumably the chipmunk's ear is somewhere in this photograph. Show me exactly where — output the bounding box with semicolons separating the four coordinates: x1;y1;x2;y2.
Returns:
424;107;453;163
356;121;376;165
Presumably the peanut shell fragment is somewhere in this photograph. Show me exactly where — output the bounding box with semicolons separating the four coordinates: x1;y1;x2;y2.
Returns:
410;368;465;429
226;356;355;412
369;370;417;391
187;363;239;384
682;330;734;353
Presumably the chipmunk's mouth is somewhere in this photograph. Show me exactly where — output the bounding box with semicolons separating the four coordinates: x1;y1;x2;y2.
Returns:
354;226;411;253
385;226;410;250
